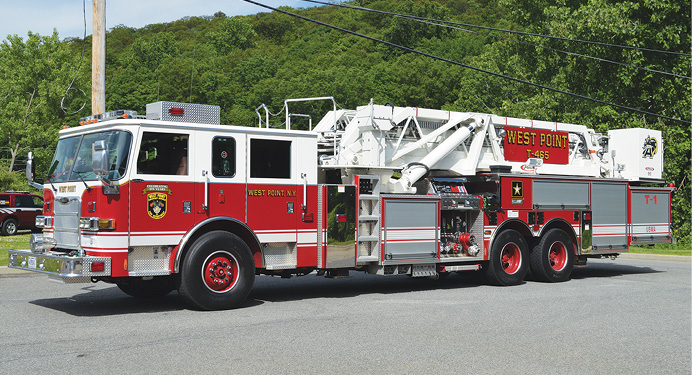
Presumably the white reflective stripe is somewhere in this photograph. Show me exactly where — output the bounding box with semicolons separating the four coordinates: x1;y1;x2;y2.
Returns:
83;248;129;253
592;225;627;235
254;229;297;234
130;234;184;246
386;228;436;241
297;231;317;244
129;231;186;236
630;224;669;235
256;232;296;243
385;239;435;244
82;234;129;249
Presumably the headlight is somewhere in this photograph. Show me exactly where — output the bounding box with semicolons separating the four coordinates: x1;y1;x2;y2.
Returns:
80;217;116;231
35;216;52;228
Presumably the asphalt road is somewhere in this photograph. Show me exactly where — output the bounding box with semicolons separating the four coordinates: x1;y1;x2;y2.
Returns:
1;257;690;374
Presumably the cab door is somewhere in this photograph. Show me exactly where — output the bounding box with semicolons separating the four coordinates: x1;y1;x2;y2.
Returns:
129;129;196;247
245;136;298;269
195;132;247;222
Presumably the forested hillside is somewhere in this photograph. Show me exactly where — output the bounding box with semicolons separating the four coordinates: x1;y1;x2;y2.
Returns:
0;0;690;242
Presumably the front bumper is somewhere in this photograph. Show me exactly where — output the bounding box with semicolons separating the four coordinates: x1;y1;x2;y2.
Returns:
8;249;111;283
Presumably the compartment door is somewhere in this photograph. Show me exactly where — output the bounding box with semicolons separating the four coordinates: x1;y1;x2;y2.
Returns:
630;188;672;245
591;182;628;252
383;198;439;263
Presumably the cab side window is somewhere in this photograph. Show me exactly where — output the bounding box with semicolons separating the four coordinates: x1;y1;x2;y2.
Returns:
32;196;44;208
250;139;291;179
137;132;189;175
15;195;32;207
212;137;236;177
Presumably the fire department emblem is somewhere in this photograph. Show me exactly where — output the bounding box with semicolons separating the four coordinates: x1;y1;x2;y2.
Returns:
642;136;658;159
147;192;167;219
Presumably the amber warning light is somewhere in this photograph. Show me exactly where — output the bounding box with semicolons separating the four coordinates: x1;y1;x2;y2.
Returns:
79;110;139;125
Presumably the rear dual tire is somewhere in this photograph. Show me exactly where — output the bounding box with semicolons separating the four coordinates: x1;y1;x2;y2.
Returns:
484;229;529;286
530;229;575;282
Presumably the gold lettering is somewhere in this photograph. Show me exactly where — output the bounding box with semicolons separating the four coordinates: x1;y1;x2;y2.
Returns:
507;130;517;144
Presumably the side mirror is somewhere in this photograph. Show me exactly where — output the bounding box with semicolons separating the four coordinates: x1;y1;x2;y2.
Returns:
92;140;115;189
25;152;43;189
92;140;109;176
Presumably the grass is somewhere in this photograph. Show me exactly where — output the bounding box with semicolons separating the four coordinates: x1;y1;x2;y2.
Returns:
0;233;689;267
629;243;692;256
0;232;32;267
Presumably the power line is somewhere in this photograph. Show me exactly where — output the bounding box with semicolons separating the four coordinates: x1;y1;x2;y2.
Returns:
305;0;691;58
302;0;690;80
242;0;691;125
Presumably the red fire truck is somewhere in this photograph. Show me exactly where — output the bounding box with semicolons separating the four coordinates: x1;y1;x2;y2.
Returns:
9;99;674;310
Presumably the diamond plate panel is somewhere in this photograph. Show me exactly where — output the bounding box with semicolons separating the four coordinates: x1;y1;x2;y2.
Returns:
129;246;171;276
263;242;297;270
146;101;220;124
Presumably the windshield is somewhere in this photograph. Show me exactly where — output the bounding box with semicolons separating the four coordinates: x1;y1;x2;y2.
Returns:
48;130;132;183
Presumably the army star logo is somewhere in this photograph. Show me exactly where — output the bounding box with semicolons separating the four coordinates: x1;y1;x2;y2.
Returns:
511;181;523;198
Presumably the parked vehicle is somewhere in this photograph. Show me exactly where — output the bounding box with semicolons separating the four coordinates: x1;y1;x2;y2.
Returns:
0;191;43;236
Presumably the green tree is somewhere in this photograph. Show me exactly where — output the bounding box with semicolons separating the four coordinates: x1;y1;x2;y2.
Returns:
0;31;82;189
207;17;256;54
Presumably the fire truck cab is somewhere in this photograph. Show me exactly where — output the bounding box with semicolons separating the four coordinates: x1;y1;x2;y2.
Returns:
9;100;674;310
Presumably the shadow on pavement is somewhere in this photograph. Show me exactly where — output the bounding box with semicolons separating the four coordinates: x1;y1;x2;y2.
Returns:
27;260;661;315
570;260;661;279
30;285;187;316
249;271;487;303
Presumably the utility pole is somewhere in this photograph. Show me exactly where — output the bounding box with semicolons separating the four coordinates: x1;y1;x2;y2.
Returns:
92;0;106;115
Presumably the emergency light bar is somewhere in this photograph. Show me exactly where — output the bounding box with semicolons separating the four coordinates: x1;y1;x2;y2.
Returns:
79;110;140;125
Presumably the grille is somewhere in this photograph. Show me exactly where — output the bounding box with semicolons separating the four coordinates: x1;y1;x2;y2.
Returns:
53;197;80;250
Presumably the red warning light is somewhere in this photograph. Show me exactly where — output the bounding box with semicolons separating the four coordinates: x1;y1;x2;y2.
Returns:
91;262;105;272
169;108;184;116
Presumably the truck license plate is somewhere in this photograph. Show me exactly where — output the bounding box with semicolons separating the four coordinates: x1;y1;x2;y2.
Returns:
28;256;37;269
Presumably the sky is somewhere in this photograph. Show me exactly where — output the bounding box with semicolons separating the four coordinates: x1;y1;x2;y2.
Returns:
1;0;320;41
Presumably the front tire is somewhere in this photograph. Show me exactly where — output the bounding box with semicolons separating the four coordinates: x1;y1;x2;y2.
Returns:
530;229;575;282
1;218;18;236
484;229;529;286
178;231;255;310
